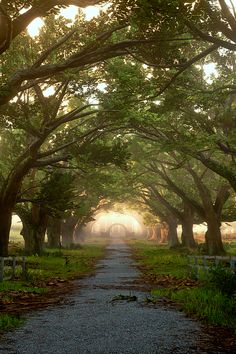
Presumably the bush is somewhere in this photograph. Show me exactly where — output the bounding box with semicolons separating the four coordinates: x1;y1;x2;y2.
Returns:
209;266;236;297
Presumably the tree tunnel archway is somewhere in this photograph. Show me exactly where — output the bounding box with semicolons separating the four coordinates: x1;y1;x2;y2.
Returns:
108;223;128;237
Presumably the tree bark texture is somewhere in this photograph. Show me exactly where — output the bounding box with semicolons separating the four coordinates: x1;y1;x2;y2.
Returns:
181;204;196;248
0;205;12;256
47;217;62;248
166;217;181;248
19;204;48;255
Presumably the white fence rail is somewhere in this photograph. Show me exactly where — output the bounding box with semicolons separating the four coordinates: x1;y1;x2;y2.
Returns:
0;256;26;281
188;255;236;278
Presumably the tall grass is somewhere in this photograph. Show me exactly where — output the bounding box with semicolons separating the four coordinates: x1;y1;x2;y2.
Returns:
129;239;236;329
152;287;236;329
0;315;24;331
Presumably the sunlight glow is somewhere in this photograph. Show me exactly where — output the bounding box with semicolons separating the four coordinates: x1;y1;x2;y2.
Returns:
59;5;78;21
91;211;143;236
203;63;218;84
43;86;55;97
27;17;44;37
225;0;236;14
97;83;107;92
59;5;101;21
83;6;100;20
27;5;105;38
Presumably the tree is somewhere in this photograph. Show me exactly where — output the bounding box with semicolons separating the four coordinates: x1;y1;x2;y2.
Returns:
0;0;102;55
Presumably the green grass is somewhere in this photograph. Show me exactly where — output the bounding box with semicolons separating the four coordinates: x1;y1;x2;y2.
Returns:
225;242;236;256
0;238;108;331
129;239;236;329
25;243;107;283
0;281;46;294
1;238;108;290
152;287;236;329
0;315;24;331
129;240;189;278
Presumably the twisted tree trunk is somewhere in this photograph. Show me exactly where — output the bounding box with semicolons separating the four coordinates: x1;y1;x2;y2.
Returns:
18;204;48;255
47;217;62;248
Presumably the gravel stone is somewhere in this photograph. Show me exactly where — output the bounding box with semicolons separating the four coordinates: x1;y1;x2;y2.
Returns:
0;237;204;354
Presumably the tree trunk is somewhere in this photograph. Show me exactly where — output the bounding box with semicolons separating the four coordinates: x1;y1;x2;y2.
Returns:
187;168;227;255
160;222;168;243
0;205;12;256
47;217;61;248
61;216;78;247
205;216;224;255
19;204;48;255
148;224;159;241
146;227;152;239
181;205;196;248
74;222;85;243
166;217;180;248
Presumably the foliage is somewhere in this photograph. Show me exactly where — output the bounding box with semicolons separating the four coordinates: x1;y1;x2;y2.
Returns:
131;240;236;329
152;287;236;329
38;171;75;217
208;266;236;297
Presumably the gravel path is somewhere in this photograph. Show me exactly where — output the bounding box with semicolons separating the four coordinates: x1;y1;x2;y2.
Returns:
0;237;206;354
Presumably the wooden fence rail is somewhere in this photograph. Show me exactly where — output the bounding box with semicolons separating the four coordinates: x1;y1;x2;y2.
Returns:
0;256;26;281
188;255;236;278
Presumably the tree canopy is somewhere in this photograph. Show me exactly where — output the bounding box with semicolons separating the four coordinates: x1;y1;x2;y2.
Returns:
1;0;236;255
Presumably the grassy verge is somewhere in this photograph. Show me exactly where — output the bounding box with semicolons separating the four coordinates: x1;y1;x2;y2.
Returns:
25;243;107;284
128;239;236;330
128;239;189;278
0;315;24;331
0;237;108;331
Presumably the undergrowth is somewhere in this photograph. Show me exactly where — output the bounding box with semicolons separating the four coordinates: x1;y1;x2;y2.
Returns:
152;287;236;329
129;239;236;329
2;238;107;290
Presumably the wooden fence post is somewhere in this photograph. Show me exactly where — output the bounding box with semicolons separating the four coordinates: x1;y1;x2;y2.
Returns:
22;256;26;276
0;257;4;282
230;257;235;270
12;256;16;279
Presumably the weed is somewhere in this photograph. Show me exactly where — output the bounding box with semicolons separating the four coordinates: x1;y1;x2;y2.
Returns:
0;315;24;331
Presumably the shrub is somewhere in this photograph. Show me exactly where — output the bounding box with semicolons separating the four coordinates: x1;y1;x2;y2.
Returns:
208;266;236;297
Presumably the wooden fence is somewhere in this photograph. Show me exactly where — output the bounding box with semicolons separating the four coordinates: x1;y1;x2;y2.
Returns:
188;255;236;278
0;256;26;281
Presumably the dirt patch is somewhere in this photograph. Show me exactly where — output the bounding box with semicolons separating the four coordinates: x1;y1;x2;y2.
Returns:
137;270;199;290
0;278;80;317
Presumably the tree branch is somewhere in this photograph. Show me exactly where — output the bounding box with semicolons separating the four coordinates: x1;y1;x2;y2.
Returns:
33;154;71;167
218;0;236;34
11;0;103;41
0;37;159;105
